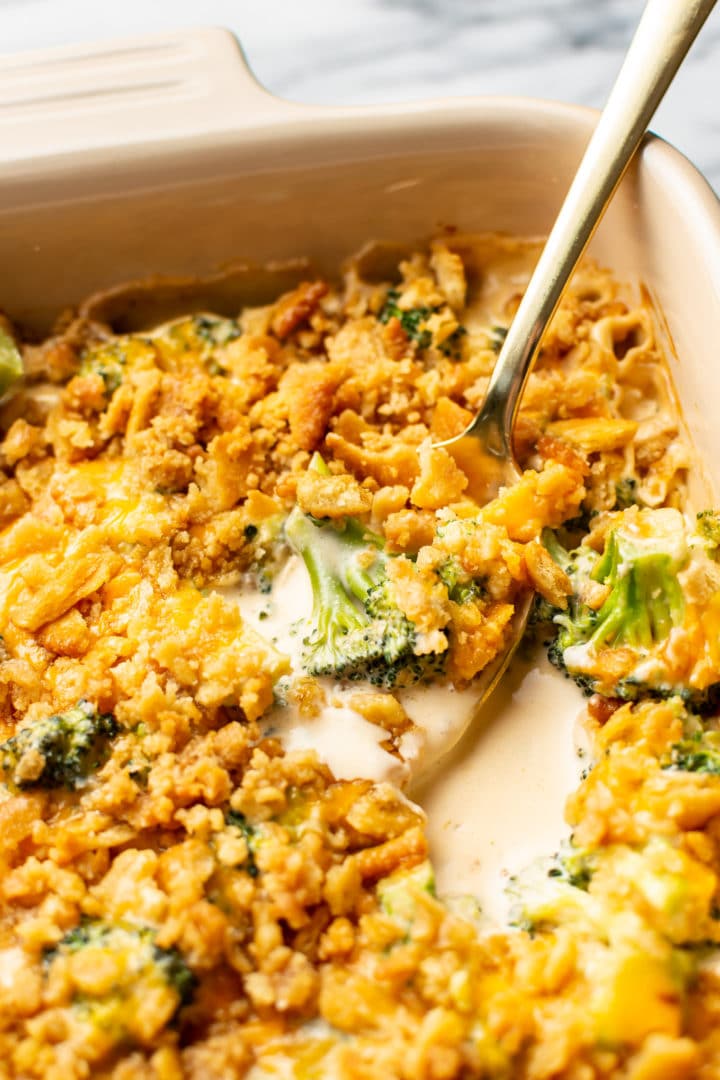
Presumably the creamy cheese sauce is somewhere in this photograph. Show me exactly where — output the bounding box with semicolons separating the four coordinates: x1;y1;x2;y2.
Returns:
264;700;409;787
397;680;488;782
229;555;488;787
228;557;407;783
228;553;588;925
413;650;588;924
233;555;311;664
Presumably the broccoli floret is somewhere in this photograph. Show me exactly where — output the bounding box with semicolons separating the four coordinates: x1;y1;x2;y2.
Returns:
55;919;195;1004
225;809;260;877
0;700;118;791
553;515;683;651
545;636;597;697
241;515;289;594
154;314;241;373
378;288;466;356
285;460;445;688
79;341;127;395
286;511;434;687
584;527;685;650
46;919;195;1040
531;528;589;628
377;859;437;927
378;288;433;348
438;324;468;361
663;730;720;775
542;509;718;704
546;845;595;891
191;314;241;348
615;477;643;510
507;850;596;934
79;315;241;397
436;555;484;604
697;510;720;559
79;336;159;397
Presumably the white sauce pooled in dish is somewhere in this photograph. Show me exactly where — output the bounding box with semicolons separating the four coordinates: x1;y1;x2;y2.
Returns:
228;553;588;923
414;651;588;923
230;554;488;786
232;555;309;664
230;556;408;784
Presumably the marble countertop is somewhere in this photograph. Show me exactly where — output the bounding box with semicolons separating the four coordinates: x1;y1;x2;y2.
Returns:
2;0;719;191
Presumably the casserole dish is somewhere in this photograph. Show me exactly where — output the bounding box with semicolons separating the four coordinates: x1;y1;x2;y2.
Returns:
0;26;720;1079
1;18;719;888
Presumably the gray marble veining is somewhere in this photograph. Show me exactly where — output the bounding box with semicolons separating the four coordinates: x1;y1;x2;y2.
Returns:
0;0;718;189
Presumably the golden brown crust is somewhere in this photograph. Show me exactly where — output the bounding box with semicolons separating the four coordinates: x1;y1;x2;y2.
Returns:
524;538;573;608
270;280;329;340
0;238;702;1079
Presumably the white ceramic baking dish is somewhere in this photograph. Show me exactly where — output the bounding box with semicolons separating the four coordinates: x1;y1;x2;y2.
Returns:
0;25;719;913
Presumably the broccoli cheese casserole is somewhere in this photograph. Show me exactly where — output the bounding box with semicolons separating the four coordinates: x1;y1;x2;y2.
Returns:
0;235;718;1079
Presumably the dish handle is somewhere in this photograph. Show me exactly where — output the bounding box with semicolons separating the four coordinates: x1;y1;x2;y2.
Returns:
0;27;302;163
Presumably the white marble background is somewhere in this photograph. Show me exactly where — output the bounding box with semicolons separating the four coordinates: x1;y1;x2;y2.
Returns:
1;0;719;190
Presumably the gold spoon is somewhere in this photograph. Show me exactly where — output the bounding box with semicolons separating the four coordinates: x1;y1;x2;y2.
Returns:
436;0;717;716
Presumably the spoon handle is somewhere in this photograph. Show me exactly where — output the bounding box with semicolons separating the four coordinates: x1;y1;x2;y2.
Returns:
470;0;717;457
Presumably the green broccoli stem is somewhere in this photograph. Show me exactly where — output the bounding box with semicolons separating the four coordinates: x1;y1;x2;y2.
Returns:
665;736;720;775
284;494;430;684
284;452;439;686
338;518;385;600
297;452;384;600
285;508;370;644
543;511;706;705
590;531;684;650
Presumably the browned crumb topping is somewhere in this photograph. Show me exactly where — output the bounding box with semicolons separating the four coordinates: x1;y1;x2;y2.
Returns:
0;238;704;1079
